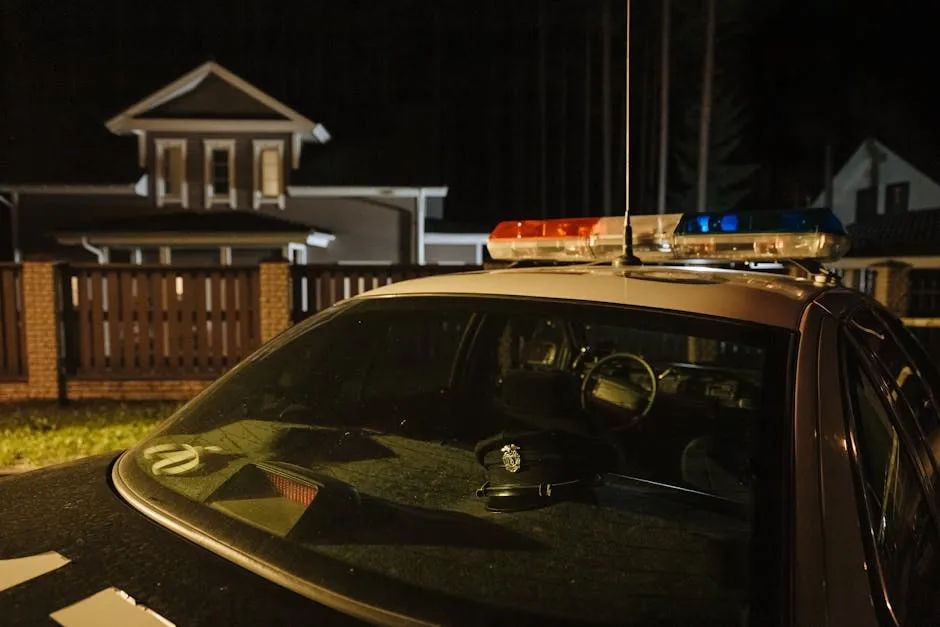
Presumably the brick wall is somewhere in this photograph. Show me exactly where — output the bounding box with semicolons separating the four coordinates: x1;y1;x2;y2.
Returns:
67;379;210;401
0;261;62;401
872;261;912;317
259;260;291;343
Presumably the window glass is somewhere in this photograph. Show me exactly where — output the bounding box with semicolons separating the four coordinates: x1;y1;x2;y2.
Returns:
163;145;184;196
119;297;792;625
260;148;280;197
211;149;230;195
850;307;940;475
844;349;940;625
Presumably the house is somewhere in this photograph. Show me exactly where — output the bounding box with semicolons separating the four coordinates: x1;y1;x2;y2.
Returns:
811;138;940;228
0;61;490;266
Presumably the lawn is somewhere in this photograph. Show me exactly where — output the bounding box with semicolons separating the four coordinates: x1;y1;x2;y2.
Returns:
0;401;181;471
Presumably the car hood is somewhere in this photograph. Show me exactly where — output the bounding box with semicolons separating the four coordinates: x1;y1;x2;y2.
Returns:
0;453;362;627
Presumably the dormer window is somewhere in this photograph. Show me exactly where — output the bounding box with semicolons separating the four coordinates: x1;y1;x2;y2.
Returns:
204;139;236;208
885;182;910;213
253;139;285;209
155;138;188;208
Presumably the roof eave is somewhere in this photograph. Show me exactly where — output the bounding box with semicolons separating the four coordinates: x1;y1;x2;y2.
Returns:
53;230;331;247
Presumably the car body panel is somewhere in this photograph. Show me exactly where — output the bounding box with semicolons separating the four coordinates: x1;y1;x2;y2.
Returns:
791;294;828;627
0;454;362;627
813;305;881;627
358;265;827;331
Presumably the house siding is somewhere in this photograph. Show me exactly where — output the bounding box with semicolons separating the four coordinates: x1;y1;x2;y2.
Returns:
261;196;416;263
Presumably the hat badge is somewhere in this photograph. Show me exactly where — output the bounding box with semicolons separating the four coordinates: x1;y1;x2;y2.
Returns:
500;443;522;473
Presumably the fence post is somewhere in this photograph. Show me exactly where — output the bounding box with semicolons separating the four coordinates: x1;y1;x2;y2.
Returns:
871;260;912;317
21;258;64;400
259;258;291;343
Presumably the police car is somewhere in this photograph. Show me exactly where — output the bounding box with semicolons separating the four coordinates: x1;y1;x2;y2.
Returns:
2;208;939;627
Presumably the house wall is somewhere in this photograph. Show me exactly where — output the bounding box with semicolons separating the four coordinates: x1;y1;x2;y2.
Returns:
426;243;480;265
265;196;416;263
812;142;940;227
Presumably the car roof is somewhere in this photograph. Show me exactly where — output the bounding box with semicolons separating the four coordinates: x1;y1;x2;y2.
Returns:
357;264;835;330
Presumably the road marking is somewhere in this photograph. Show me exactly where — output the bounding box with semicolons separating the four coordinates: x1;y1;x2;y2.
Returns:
50;587;175;627
0;551;71;592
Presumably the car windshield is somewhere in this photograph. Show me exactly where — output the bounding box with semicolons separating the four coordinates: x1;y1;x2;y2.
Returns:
117;295;793;626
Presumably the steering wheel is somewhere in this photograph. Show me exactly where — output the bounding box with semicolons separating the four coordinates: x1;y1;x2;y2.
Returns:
579;352;658;423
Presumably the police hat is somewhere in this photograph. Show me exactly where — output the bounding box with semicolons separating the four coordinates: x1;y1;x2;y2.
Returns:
473;429;605;512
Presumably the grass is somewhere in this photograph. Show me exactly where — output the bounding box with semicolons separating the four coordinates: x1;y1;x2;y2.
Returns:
0;401;181;470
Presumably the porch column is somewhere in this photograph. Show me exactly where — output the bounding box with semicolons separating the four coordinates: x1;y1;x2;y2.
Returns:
259;258;291;343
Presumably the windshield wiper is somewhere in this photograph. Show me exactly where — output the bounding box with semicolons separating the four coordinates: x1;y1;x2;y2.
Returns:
597;472;749;521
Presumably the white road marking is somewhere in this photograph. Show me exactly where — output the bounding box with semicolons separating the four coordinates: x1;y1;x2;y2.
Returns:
0;551;71;592
50;587;175;627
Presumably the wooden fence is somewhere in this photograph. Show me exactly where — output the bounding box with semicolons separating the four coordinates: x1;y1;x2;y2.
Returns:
61;264;260;378
0;264;25;380
3;259;940;401
290;264;482;322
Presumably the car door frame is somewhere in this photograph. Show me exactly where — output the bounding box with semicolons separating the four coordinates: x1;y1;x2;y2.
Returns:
797;290;882;627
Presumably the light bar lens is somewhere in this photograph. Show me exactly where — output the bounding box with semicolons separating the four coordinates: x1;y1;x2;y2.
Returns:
672;208;849;262
674;207;845;236
487;214;683;263
486;208;850;264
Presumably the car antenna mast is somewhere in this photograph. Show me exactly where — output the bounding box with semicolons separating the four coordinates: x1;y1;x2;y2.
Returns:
619;0;642;267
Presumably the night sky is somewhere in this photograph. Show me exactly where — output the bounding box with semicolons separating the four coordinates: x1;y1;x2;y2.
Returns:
1;0;937;225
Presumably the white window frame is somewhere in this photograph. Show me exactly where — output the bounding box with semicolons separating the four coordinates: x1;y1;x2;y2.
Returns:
203;139;237;208
155;138;188;208
252;139;286;209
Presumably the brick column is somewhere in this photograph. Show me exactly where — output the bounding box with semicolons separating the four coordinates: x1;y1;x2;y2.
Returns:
259;259;291;343
21;260;62;400
871;260;911;317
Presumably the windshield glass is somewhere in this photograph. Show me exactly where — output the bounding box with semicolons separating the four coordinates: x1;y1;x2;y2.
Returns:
117;295;793;626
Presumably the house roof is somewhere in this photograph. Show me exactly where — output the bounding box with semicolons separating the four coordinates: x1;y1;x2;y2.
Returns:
52;211;325;236
847;208;940;257
51;211;334;249
105;61;327;138
813;137;940;208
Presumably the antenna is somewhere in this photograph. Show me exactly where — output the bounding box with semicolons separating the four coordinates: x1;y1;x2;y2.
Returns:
620;0;641;265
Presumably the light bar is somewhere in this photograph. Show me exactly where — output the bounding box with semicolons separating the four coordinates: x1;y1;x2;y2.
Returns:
672;208;850;262
486;208;850;264
487;214;683;263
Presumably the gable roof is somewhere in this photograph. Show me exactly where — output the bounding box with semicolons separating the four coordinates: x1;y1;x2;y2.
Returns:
847;207;940;257
105;61;327;137
812;138;940;208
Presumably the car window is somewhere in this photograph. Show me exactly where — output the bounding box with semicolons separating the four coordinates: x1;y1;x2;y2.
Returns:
842;342;940;626
117;296;793;626
848;307;940;478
